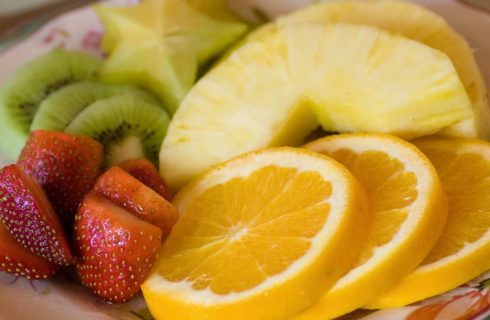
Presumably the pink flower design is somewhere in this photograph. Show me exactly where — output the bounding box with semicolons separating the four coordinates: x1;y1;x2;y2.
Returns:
42;27;69;48
80;30;102;51
407;289;490;320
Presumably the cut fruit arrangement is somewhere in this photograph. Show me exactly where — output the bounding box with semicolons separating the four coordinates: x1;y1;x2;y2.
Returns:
299;134;448;319
162;7;480;189
0;129;177;302
0;49;171;165
0;0;490;319
0;0;248;163
144;147;369;319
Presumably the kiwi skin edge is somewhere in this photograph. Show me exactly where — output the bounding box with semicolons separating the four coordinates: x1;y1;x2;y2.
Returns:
0;49;102;160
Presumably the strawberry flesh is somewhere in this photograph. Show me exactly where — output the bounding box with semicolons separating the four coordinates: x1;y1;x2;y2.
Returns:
118;158;173;201
94;167;178;240
75;192;162;303
0;220;58;279
18;130;103;230
0;165;73;266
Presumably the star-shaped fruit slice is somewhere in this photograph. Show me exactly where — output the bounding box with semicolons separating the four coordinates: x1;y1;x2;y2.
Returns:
96;0;248;114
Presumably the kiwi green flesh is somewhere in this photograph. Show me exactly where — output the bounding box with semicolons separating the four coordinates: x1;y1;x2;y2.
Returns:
31;81;161;132
65;93;170;167
106;135;146;167
0;49;101;160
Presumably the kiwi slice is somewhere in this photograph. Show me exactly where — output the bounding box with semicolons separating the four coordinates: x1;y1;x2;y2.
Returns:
31;81;162;132
0;49;102;160
65;93;170;167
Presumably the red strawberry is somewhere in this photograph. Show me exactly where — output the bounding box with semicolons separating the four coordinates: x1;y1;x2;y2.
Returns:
94;167;178;240
0;165;73;266
18;130;103;230
0;220;58;280
75;193;161;303
118;158;172;201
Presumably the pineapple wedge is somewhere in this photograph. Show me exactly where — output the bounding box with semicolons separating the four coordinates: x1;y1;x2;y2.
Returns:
250;0;489;138
161;23;472;190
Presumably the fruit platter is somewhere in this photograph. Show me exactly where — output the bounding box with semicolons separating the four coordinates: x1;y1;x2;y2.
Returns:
0;0;490;319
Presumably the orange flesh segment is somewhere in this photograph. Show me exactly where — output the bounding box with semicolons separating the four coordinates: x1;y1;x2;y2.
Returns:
157;166;332;295
421;148;490;264
329;149;415;264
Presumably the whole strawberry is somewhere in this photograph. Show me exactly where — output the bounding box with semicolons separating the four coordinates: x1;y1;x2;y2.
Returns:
18;130;103;230
0;165;73;265
75;193;162;303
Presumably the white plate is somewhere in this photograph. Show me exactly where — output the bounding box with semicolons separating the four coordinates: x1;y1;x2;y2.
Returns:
0;1;489;319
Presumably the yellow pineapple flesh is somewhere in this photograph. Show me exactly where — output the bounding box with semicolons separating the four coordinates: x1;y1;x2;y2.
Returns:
160;23;471;190
251;0;489;138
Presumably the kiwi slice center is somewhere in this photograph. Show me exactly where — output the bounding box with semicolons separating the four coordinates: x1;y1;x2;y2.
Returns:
106;135;145;167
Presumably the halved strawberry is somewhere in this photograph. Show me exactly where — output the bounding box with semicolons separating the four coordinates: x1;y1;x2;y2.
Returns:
94;167;178;240
0;165;73;266
0;220;58;279
75;193;161;303
18;130;103;230
118;158;172;201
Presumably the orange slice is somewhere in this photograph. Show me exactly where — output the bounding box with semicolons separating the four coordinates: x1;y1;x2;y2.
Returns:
142;147;367;319
369;137;490;308
302;133;447;318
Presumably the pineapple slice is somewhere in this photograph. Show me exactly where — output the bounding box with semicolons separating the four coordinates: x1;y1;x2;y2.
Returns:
250;0;489;138
161;23;472;190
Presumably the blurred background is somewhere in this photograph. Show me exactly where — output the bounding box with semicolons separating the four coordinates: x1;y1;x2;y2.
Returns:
0;0;96;51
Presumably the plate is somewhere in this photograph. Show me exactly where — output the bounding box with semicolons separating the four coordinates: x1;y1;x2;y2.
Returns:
0;0;489;319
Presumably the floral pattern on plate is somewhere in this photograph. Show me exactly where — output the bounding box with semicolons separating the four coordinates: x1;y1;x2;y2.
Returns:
358;272;490;320
0;0;489;319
